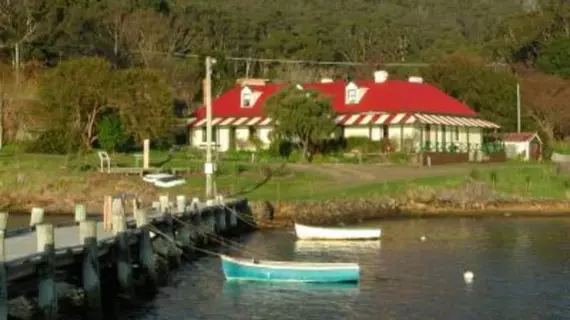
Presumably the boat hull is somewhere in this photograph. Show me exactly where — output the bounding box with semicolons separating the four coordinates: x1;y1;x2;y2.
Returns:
294;223;381;240
220;255;359;283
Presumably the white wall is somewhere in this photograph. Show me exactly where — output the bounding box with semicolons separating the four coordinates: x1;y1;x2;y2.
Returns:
217;128;230;152
258;127;273;149
505;141;528;160
344;127;370;138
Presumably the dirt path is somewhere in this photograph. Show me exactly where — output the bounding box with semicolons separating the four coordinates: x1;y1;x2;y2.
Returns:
287;162;507;183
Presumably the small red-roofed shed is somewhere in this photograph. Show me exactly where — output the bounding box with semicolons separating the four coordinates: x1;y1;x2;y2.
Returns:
502;132;542;161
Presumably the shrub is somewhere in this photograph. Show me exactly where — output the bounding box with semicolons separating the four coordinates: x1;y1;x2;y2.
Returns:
344;137;379;153
388;152;410;164
24;129;84;154
97;114;128;152
268;139;294;158
379;138;397;153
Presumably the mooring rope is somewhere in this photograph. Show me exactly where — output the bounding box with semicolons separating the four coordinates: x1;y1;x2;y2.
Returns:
147;224;222;258
171;215;267;259
220;204;258;229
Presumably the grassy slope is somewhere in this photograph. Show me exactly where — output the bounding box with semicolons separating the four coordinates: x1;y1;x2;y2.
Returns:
0;145;567;212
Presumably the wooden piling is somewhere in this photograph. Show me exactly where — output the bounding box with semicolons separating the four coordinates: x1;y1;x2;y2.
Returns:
159;195;169;213
75;204;87;223
151;201;161;212
36;223;57;319
80;220;102;320
0;213;8;320
215;208;227;233
112;214;133;296
135;209;157;295
190;197;200;211
103;196;112;231
162;209;181;267
30;207;44;227
176;195;186;215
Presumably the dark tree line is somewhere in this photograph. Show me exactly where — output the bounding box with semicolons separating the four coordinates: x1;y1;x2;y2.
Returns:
1;0;570;151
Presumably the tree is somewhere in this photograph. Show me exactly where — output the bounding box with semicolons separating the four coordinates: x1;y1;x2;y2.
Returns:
517;66;570;142
97;114;128;152
536;37;570;78
423;52;524;131
263;87;334;162
111;67;174;143
37;57;113;150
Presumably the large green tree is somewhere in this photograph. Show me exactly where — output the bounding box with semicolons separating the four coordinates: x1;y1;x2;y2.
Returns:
423;53;524;131
111;67;174;143
263;87;334;162
38;57;113;149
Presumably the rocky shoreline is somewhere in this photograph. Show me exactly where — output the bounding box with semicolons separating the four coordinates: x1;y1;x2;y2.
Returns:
251;182;570;229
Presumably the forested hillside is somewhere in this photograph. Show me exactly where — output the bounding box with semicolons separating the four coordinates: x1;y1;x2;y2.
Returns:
1;0;570;151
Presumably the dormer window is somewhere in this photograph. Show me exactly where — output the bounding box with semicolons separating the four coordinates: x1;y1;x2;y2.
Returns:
345;82;359;104
241;86;253;108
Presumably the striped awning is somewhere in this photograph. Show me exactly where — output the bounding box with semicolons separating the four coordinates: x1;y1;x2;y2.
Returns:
187;113;500;129
188;116;273;127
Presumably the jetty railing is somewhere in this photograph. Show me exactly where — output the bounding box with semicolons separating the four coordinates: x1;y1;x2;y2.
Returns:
0;195;253;320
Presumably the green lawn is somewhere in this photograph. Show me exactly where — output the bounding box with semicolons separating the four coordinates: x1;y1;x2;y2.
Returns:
0;144;567;213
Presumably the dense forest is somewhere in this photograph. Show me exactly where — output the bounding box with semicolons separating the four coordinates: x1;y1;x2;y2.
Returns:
1;0;570;153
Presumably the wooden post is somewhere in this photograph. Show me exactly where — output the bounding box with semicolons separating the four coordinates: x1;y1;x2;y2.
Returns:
143;139;150;169
215;208;226;233
176;195;186;215
75;204;87;223
103;196;112;231
135;209;157;295
36;223;57;319
111;198;124;217
190;198;200;211
80;220;102;320
159;195;169;214
151;201;161;212
162;208;181;267
30;207;44;227
0;213;8;320
112;214;132;296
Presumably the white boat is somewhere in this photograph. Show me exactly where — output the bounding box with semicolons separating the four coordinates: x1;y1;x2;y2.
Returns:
294;223;381;240
142;173;174;183
153;176;186;188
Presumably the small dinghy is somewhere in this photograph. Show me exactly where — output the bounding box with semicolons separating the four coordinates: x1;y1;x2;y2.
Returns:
220;255;360;283
295;223;381;240
153;176;186;188
142;173;174;183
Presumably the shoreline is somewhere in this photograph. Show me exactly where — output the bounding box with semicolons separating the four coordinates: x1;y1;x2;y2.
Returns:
253;200;570;229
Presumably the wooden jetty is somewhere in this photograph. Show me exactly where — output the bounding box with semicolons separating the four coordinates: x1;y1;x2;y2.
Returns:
0;195;254;320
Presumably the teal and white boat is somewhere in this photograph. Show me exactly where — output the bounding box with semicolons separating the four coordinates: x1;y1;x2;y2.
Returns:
220;255;360;283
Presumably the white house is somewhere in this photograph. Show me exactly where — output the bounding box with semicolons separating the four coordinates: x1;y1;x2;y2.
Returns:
187;72;500;153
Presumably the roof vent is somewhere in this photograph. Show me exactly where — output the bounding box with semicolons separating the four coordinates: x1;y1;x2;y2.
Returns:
408;76;423;84
374;70;388;83
236;78;268;86
320;77;333;83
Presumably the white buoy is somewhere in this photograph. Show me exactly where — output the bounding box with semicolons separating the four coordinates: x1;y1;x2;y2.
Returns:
464;271;474;283
420;236;426;242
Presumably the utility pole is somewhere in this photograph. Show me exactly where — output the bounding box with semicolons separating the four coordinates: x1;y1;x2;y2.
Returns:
204;56;216;199
516;82;521;133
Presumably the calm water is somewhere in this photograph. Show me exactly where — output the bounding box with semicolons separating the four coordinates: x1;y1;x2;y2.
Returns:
119;218;570;319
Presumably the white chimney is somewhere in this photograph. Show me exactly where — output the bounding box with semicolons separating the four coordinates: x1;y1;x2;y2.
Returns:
374;70;389;83
408;76;423;84
320;77;333;83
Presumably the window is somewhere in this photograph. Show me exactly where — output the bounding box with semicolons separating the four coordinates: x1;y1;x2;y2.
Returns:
249;126;257;137
455;126;460;140
202;127;217;143
347;89;357;104
241;91;252;108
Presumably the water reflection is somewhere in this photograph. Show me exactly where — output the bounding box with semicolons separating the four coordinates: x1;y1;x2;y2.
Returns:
120;217;570;320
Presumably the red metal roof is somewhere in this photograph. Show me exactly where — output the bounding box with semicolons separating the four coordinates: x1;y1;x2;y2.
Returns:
501;132;540;142
192;79;478;120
